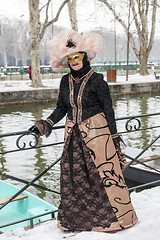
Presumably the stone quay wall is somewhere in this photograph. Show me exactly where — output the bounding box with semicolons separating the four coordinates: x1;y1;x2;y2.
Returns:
0;80;160;105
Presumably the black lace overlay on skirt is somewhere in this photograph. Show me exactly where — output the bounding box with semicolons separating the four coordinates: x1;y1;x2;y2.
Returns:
58;124;118;231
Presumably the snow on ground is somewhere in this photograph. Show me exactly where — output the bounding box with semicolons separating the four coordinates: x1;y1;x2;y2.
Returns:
0;78;61;92
0;186;160;240
115;72;158;84
0;73;159;92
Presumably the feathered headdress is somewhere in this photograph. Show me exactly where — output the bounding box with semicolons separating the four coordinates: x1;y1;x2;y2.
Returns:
46;29;103;72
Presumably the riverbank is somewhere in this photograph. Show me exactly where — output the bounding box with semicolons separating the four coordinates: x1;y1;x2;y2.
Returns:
0;73;160;105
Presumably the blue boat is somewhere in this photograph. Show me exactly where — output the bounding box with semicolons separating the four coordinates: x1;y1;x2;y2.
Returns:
0;180;57;233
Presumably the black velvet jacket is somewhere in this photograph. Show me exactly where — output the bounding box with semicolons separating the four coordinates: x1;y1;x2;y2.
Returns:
48;70;117;135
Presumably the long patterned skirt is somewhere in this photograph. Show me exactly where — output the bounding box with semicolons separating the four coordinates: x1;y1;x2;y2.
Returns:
57;112;138;232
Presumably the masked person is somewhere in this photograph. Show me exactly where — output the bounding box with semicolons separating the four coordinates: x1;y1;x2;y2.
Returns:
30;29;138;232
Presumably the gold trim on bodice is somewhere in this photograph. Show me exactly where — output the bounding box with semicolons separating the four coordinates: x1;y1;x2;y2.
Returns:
69;69;94;123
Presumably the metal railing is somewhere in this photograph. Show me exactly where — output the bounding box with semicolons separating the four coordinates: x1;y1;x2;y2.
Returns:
0;112;159;231
0;62;139;77
2;61;160;79
0;112;160;192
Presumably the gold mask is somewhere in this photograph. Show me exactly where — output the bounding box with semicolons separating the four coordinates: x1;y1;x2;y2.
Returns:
67;52;84;64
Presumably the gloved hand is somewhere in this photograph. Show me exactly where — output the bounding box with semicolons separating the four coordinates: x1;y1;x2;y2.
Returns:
29;119;52;137
112;135;127;170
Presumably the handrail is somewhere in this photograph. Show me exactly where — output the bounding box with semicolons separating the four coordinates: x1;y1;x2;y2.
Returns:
116;112;160;120
123;134;160;174
128;179;160;192
0;125;65;138
1;112;160;138
0;112;160;192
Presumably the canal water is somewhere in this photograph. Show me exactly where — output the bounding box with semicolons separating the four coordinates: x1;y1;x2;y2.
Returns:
0;92;160;207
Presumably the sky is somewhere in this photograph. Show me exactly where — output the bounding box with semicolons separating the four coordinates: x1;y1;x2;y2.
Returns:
0;0;124;33
1;0;160;37
0;0;28;21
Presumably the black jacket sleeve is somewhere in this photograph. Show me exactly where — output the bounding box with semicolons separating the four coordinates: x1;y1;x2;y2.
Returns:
95;74;117;135
47;77;67;125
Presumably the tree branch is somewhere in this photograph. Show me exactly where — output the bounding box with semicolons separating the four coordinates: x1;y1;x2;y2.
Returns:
98;0;139;58
98;0;127;31
40;0;69;40
39;2;49;12
147;0;157;54
130;0;142;40
43;0;51;31
146;0;149;15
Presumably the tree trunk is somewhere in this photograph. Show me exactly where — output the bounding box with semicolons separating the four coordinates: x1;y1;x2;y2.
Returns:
3;51;7;68
28;0;69;87
138;50;149;75
28;0;43;87
14;50;18;66
67;0;78;31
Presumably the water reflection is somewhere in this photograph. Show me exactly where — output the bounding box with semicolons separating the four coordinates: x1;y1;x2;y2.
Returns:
0;93;160;206
113;93;160;152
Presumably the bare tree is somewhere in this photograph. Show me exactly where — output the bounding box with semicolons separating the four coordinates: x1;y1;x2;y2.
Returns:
0;19;21;67
28;0;69;87
98;0;158;75
0;24;2;36
67;0;78;31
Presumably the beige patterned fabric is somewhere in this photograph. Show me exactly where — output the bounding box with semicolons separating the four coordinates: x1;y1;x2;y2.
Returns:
57;113;138;232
